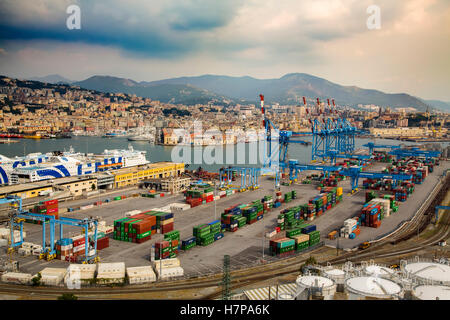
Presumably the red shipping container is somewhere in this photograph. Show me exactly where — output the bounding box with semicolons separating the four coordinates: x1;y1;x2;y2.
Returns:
161;223;174;234
155;241;170;248
97;237;109;250
160;193;165;197
353;228;361;236
44;199;58;206
47;207;58;214
275;227;281;233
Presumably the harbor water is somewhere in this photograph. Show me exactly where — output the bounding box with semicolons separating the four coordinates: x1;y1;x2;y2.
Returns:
0;136;431;172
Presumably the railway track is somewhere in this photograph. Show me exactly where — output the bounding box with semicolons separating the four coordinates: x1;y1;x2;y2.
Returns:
0;172;448;299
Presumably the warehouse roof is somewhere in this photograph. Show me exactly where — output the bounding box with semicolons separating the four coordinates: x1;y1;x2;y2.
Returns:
112;162;183;175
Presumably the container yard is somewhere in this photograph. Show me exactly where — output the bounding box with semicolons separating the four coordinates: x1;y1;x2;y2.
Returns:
0;156;447;279
0;137;447;302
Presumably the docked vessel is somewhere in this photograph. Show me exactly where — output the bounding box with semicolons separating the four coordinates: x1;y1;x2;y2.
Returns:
127;133;155;143
0;145;149;185
102;130;128;138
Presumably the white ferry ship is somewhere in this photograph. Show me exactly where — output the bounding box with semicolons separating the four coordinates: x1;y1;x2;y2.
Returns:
0;145;149;185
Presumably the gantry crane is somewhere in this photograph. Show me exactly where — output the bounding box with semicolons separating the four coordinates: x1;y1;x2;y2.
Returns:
363;142;401;155
389;148;441;160
4;195;100;263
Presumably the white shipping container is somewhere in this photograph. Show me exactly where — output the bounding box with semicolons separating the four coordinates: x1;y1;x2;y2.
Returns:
152;258;180;269
97;262;125;276
1;272;32;285
0;239;7;247
170;203;191;211
0;228;9;238
65;264;96;283
18;248;31;256
103;226;114;234
127;266;156;284
41;267;67;278
80;204;94;210
155;266;184;279
41;274;63;286
125;209;142;217
21;242;34;249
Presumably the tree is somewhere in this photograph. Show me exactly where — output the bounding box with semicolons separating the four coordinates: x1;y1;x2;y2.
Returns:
300;256;318;274
57;293;78;300
91;183;96;191
31;272;41;286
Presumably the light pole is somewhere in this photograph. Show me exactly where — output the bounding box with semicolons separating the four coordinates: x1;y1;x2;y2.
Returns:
262;217;265;262
214;180;217;221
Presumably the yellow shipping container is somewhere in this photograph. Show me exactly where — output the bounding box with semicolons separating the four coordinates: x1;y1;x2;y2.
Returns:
337;187;343;196
292;234;310;244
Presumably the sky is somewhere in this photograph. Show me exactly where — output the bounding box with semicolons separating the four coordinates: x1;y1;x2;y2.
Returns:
0;0;449;101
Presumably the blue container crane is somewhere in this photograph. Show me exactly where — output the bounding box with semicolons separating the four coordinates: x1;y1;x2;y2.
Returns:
219;167;261;190
5;195;99;263
340;167;413;192
363;142;401;155
389;148;441;160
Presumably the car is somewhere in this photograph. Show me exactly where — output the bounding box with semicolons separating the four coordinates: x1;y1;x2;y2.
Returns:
359;242;371;250
390;264;400;270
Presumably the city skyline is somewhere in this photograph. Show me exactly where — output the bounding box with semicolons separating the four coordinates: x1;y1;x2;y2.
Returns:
0;0;449;101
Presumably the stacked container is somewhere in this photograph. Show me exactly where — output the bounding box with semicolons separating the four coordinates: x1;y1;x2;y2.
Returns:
56;238;73;261
341;218;360;239
269;238;296;257
113;213;157;243
360;201;383;228
72;235;86;258
164;230;180;258
181;236;197;251
27;199;59;224
154;241;171;260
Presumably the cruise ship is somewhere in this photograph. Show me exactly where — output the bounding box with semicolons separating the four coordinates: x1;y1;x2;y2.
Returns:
0;145;149;185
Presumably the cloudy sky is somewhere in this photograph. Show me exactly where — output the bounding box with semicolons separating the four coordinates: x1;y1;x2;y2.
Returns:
0;0;449;100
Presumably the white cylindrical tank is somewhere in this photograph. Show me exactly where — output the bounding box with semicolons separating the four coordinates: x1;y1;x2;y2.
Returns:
364;265;395;277
412;285;450;300
345;276;403;300
323;268;346;284
277;293;295;300
296;275;336;300
403;262;450;285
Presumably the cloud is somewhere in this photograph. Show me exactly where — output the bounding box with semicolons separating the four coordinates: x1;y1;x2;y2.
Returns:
0;0;449;100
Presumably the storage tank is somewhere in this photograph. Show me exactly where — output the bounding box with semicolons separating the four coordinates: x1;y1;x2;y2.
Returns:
402;261;450;285
277;293;295;300
345;276;403;300
412;285;450;300
364;265;395;277
323;268;346;292
296;275;336;300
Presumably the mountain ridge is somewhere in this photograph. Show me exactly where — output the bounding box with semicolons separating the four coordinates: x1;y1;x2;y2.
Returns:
23;73;445;111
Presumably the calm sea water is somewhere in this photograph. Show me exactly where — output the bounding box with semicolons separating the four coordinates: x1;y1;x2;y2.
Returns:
0;136;425;172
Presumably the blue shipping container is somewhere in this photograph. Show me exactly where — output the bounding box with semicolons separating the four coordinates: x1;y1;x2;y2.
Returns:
301;225;317;234
214;233;224;241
